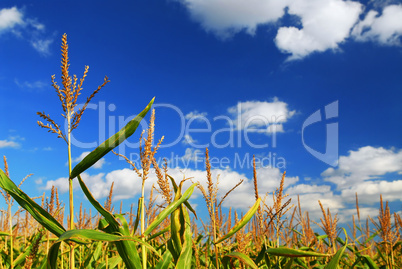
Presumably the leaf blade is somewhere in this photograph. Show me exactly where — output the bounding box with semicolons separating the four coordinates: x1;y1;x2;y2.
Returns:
215;197;261;244
70;97;154;179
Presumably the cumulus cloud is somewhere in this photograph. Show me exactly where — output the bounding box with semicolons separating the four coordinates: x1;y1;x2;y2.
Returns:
322;146;402;189
0;7;23;33
0;139;20;148
228;98;295;133
182;134;198;145
179;0;289;39
185;111;208;121
31;38;53;56
351;4;402;45
181;147;203;163
341;180;402;204
275;0;362;60
178;0;402;60
71;151;106;169
0;6;53;55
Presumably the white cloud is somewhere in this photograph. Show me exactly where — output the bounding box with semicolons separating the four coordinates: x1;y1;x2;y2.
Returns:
14;78;48;90
351;5;402;45
71;151;106;169
275;0;362;60
179;0;289;39
335;206;378;224
44;176;77;194
0;7;23;33
322;146;402;189
228;98;295;133
286;184;331;195
0;139;20;148
0;6;53;55
341;180;402;204
181;147;203;163
185;111;208;120
182;134;198;145
31;38;53;56
178;0;402;60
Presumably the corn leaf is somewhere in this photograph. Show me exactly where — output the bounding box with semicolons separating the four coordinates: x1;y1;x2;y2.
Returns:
115;240;141;269
175;200;193;268
170;182;184;258
47;241;61;269
222;252;259;269
82;241;103;268
168;175;197;218
362;255;379;269
77;175;120;229
0;169;66;237
155;250;173;269
215;198;261;244
145;182;197;236
325;228;348;269
266;247;329;257
131;197;142;236
56;229;134;244
98;256;122;269
70;97;154;179
148;226;169;241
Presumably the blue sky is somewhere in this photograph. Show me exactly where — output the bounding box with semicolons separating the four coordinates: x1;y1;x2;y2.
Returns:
1;0;402;226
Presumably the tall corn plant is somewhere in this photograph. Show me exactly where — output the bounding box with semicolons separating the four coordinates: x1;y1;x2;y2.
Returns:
36;33;109;268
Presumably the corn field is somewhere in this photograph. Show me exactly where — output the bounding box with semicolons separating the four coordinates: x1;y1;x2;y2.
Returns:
0;34;401;269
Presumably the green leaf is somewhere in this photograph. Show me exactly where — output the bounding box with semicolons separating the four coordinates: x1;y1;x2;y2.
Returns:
145;182;197;236
77;175;143;269
131;198;142;236
56;229;160;256
168;175;197;218
56;229;133;244
325;228;348;269
170;182;185;258
0;169;66;237
175;201;193;268
222;252;259;269
154;250;173;269
47;241;61;269
98;256;122;269
70;97;154;179
215;198;261;244
266;247;329;258
82;241;103;268
148;226;169;241
115;240;141;269
77;175;120;229
361;255;379;269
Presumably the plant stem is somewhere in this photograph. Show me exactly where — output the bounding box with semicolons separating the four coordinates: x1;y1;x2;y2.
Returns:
67;114;75;269
141;179;147;269
211;203;218;268
8;200;13;269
